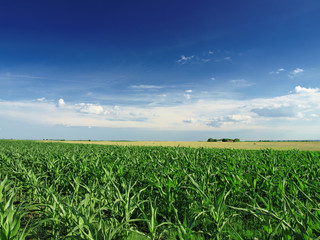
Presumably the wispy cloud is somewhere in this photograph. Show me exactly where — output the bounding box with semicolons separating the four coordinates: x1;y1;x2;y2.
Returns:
184;90;193;100
177;55;212;64
289;68;304;78
177;55;194;64
229;79;254;88
176;50;236;65
292;68;304;74
184;94;191;100
36;97;46;102
201;58;211;63
269;68;286;74
0;72;42;79
130;85;164;89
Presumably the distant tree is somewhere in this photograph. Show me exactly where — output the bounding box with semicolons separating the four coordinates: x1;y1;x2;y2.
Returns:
207;138;218;142
209;138;239;142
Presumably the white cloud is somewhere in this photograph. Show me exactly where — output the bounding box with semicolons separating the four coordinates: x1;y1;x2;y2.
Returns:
177;55;194;64
224;57;232;61
292;68;304;74
185;90;192;93
76;103;104;115
289;68;304;78
211;77;215;81
58;98;65;107
0;86;319;134
269;68;286;74
294;85;319;94
36;97;46;102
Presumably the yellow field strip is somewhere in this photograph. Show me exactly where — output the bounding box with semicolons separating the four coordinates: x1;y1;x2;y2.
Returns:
42;140;320;151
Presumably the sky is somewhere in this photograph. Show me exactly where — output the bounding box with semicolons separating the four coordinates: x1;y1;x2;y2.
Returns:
1;0;320;141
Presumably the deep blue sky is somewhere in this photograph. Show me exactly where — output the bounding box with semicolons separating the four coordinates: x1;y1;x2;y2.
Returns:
1;0;320;140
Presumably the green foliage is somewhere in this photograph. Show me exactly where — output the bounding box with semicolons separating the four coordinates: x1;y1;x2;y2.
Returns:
207;138;217;142
0;140;319;239
0;176;32;240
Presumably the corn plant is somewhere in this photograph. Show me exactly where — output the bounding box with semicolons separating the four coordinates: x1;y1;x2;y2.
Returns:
0;140;320;239
0;176;29;240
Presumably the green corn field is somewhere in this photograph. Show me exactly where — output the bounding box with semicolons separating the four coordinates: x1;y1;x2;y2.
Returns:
0;140;319;239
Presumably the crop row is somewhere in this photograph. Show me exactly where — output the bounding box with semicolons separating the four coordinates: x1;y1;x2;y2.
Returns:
0;140;320;239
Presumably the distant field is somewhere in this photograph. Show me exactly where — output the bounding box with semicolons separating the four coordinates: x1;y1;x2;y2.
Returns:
44;140;320;151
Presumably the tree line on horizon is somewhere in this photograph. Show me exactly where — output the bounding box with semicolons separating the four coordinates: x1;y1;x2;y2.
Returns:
207;138;240;142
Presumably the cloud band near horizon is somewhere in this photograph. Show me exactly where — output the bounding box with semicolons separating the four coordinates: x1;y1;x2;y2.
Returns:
0;86;319;135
